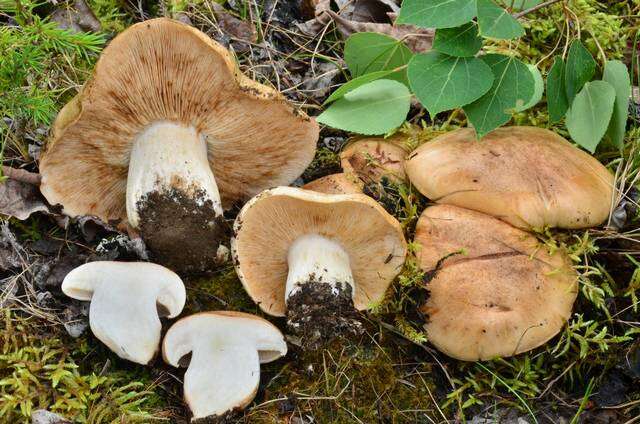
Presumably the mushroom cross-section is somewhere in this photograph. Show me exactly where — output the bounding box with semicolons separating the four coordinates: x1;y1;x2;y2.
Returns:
231;187;407;346
61;261;186;364
39;18;318;272
162;311;287;420
415;205;578;361
405;127;614;229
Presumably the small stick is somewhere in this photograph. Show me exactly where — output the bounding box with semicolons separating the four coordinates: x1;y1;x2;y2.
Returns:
1;166;42;185
513;0;564;19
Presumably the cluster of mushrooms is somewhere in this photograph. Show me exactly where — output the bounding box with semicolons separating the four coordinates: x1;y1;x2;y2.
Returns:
37;18;615;421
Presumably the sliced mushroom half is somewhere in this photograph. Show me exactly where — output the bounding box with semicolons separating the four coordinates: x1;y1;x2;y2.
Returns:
62;261;186;364
162;311;287;420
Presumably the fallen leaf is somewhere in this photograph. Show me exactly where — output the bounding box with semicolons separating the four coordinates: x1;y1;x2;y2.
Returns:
31;409;71;424
211;2;258;52
50;0;101;33
0;179;49;220
0;223;23;271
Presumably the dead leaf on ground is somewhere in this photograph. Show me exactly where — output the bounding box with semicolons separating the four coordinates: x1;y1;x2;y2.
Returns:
0;223;23;271
210;2;258;52
0;179;50;220
299;0;433;53
50;0;102;33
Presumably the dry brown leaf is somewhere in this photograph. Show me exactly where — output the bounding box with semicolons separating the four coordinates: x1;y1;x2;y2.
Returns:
0;179;49;220
50;0;101;33
211;2;258;51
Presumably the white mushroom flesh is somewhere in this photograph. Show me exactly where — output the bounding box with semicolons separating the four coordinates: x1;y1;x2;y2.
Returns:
126;121;223;228
163;313;287;420
61;261;186;364
285;234;355;301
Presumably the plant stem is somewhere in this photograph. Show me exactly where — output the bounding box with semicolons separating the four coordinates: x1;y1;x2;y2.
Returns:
513;0;564;19
1;166;41;185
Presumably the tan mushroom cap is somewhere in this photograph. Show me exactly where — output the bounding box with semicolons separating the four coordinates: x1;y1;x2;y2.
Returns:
341;136;408;184
415;205;578;361
405;127;614;230
231;186;407;316
39;18;318;226
302;173;363;194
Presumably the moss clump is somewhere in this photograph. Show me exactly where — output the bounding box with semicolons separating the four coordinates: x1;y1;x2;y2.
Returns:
0;311;167;423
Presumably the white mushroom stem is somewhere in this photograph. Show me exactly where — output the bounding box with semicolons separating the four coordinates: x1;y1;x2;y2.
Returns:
126;121;223;228
285;234;355;300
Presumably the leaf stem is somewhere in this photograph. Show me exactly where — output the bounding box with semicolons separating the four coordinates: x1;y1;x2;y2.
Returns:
513;0;564;19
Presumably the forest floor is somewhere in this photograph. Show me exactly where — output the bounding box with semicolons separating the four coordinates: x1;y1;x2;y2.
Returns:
1;1;639;423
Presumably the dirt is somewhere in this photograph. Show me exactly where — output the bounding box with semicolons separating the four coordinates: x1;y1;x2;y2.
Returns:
191;409;239;424
136;187;230;275
286;277;363;350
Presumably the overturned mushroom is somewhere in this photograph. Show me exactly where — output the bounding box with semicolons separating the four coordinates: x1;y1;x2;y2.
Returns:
162;311;287;420
341;136;408;185
232;187;407;348
62;261;186;364
405;127;614;229
302;173;362;194
415;205;578;361
40;18;318;273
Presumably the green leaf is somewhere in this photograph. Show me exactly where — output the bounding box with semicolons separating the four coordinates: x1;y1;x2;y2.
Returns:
516;64;544;111
397;0;476;29
408;52;494;116
344;32;413;84
602;60;631;150
497;0;542;10
432;23;482;57
565;40;596;104
566;81;616;153
477;0;525;39
547;57;569;123
317;79;411;135
463;54;535;138
324;70;396;105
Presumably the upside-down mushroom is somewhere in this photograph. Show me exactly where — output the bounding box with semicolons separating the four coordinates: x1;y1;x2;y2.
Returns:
162;311;287;420
62;261;186;364
39;18;318;272
231;187;407;347
415;205;578;361
405;127;614;230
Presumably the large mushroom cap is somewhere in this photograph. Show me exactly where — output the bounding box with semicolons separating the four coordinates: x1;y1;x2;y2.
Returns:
162;311;286;420
62;261;186;364
415;205;578;361
405;127;614;229
341;136;408;184
39;18;318;226
231;187;407;316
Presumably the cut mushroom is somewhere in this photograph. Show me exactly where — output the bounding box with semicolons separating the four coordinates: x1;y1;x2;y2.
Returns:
341;136;408;185
39;18;318;273
405;127;614;229
61;261;186;364
302;173;362;194
162;311;287;420
231;187;407;348
415;205;578;361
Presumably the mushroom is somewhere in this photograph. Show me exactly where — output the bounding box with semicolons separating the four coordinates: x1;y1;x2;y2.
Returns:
61;261;186;364
302;173;362;194
39;18;318;272
414;205;578;361
162;311;287;420
231;187;407;347
341;136;408;185
405;127;614;230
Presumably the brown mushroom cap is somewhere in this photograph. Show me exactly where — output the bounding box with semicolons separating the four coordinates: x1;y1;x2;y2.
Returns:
302;173;363;194
405;127;614;230
39;18;318;226
416;205;578;361
231;187;407;316
341;136;408;184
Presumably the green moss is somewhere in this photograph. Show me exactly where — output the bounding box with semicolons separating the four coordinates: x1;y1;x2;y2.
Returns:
0;311;167;423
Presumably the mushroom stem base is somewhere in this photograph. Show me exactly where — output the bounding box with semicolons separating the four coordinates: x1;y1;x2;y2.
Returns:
286;280;362;350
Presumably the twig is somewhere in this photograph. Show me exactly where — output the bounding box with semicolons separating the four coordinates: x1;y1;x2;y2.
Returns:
1;166;41;185
513;0;563;19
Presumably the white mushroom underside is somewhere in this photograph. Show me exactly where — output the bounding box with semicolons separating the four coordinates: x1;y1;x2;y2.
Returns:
285;234;355;300
126;121;223;227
